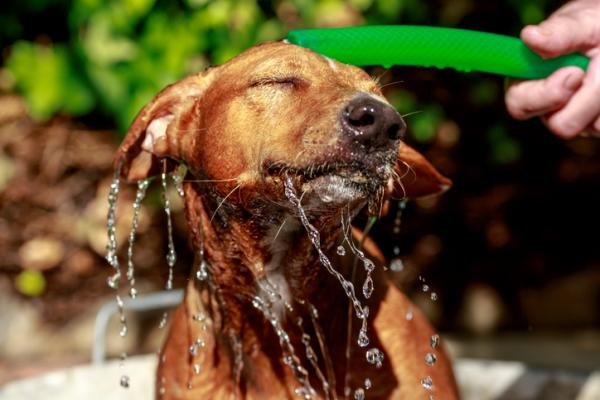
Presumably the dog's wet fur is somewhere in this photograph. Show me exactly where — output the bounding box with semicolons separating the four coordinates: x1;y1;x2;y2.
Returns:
115;42;457;399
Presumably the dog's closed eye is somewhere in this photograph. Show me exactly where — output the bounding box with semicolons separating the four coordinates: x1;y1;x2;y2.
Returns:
249;76;305;89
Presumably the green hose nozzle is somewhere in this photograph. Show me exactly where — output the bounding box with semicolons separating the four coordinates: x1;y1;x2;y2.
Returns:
286;25;589;79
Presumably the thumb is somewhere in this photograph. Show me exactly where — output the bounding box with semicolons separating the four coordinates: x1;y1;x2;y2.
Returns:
521;16;597;58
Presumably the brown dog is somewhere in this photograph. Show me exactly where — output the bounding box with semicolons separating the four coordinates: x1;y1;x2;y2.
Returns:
115;41;458;399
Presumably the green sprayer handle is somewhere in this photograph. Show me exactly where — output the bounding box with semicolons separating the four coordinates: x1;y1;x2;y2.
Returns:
286;25;589;79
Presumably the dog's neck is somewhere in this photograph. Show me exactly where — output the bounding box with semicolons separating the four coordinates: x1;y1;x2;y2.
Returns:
168;181;368;397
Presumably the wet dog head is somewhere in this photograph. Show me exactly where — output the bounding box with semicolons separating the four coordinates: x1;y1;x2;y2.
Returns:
115;41;450;214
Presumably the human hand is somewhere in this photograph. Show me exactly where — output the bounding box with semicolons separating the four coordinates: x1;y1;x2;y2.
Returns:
505;0;600;138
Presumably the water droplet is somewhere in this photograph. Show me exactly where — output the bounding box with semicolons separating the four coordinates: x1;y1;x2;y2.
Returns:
189;344;199;356
430;334;440;349
344;387;352;397
357;329;369;347
107;273;120;289
393;246;400;255
421;376;433;390
354;388;365;400
365;348;384;368
193;364;201;374
390;258;404;272
129;287;138;298
159;387;166;396
336;245;346;256
405;310;413;321
192;312;207;322
364;378;372;390
361;257;375;273
119;325;128;337
430;292;438;301
120;375;130;388
422;284;429;292
356;305;369;320
195;260;209;281
294;386;315;399
172;165;187;197
166;251;176;268
159;312;168;329
362;275;374;298
425;352;437;366
393;226;400;234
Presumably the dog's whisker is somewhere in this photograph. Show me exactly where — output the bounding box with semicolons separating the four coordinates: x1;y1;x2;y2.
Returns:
377;188;386;219
401;110;423;119
272;217;288;243
393;159;416;182
379;79;405;89
183;177;239;183
372;68;391;86
293;149;307;163
210;183;242;223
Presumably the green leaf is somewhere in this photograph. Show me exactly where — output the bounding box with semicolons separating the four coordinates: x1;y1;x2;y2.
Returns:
6;41;94;120
409;106;443;143
469;80;499;106
487;124;522;164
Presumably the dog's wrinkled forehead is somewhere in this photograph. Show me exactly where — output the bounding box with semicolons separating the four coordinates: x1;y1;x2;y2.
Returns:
216;41;380;94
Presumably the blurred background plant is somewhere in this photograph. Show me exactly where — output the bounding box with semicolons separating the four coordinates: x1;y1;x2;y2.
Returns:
1;0;553;132
1;0;598;383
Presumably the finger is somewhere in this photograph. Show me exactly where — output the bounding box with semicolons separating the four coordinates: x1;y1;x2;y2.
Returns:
505;67;584;120
547;55;600;138
521;14;598;58
593;115;600;135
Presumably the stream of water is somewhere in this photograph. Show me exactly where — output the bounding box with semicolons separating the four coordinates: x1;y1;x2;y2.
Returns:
105;168;444;398
126;179;150;299
283;177;384;398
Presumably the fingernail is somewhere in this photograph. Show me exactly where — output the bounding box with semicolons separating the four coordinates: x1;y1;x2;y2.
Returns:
532;26;552;36
563;72;581;90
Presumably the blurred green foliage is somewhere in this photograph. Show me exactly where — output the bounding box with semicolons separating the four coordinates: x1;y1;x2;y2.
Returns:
1;0;560;141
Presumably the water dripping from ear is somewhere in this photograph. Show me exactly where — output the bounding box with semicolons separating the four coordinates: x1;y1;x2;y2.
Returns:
126;179;151;299
161;161;177;290
105;170;127;337
106;169;122;289
159;160;177;329
172;164;187;198
104;165;131;388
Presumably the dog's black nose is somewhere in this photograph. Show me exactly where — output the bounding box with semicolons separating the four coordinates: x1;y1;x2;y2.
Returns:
341;96;406;148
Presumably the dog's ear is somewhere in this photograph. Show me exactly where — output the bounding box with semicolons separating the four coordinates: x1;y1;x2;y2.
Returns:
390;142;452;199
114;72;215;181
